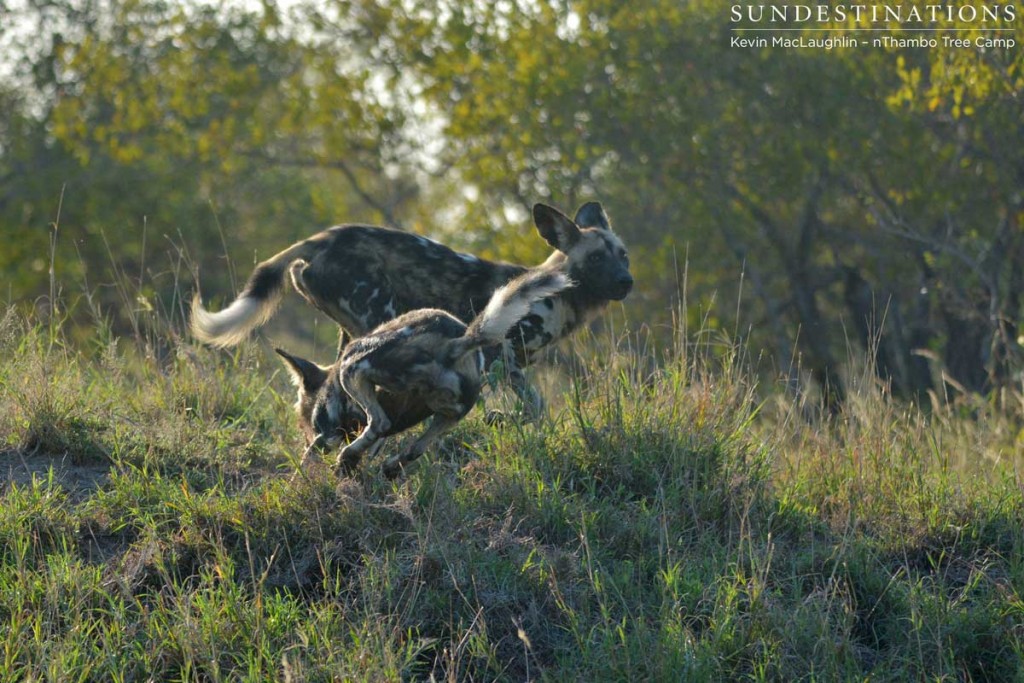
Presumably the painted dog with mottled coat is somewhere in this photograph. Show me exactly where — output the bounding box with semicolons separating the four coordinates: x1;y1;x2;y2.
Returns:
192;202;633;417
277;269;571;478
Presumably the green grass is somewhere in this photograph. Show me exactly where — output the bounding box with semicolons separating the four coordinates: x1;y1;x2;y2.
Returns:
0;307;1022;682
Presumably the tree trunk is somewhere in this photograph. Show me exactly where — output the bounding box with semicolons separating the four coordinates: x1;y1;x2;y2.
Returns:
842;266;933;400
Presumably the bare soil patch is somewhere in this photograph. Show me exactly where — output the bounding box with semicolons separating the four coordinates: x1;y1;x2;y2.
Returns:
0;448;110;500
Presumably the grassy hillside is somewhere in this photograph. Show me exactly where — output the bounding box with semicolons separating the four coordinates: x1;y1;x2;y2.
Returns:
0;308;1022;681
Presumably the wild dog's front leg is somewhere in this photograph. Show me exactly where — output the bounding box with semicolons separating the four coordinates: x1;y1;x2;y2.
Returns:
337;425;383;475
382;414;461;480
486;361;544;425
509;364;545;421
336;367;391;475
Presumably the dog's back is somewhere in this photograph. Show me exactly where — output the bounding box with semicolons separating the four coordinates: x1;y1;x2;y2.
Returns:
294;226;527;331
195;225;526;347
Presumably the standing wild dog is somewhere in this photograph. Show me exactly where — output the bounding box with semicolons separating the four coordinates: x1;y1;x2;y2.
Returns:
277;270;571;478
192;202;633;416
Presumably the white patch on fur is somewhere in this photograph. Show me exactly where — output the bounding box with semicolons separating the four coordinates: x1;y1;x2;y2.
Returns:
457;252;479;263
519;298;572;352
191;294;280;348
471;272;572;346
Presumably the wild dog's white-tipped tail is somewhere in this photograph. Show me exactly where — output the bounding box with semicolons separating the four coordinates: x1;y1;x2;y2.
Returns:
452;270;572;358
190;237;327;347
191;292;281;348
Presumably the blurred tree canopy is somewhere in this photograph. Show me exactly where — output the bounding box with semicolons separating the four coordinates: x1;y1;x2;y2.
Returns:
1;0;1021;408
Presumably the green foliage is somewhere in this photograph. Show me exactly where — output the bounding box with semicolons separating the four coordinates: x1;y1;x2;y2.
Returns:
2;0;1021;401
0;0;427;342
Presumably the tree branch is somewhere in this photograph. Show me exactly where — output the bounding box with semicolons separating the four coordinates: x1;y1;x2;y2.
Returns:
241;149;406;228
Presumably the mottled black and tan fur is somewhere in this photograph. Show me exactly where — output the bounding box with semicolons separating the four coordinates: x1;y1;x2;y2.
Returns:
277;270;570;478
193;202;633;416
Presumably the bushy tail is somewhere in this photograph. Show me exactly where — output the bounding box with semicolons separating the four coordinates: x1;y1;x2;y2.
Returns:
191;237;326;348
446;270;571;361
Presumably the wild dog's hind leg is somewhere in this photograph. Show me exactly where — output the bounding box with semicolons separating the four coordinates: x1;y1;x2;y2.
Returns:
382;377;471;479
294;256;402;338
336;366;391;475
382;413;461;480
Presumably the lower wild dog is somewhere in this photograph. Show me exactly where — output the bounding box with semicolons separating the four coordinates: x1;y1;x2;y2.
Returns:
277;270;570;478
194;203;633;417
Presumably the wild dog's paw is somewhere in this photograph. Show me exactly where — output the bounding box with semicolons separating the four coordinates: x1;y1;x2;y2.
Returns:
484;409;510;427
335;448;362;477
485;408;542;427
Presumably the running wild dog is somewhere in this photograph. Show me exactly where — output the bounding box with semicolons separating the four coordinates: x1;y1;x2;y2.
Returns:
192;202;633;416
277;270;571;478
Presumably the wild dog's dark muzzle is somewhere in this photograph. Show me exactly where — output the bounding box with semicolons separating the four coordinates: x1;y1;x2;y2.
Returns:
612;273;634;300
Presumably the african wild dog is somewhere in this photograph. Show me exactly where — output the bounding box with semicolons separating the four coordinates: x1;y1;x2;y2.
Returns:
192;202;633;416
277;270;571;478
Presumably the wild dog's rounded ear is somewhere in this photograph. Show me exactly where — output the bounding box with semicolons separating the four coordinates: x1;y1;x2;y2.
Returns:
573;202;612;231
274;347;329;393
533;203;581;252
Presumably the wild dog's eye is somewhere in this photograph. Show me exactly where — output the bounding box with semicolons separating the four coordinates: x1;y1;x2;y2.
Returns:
619;250;629;264
588;252;602;263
